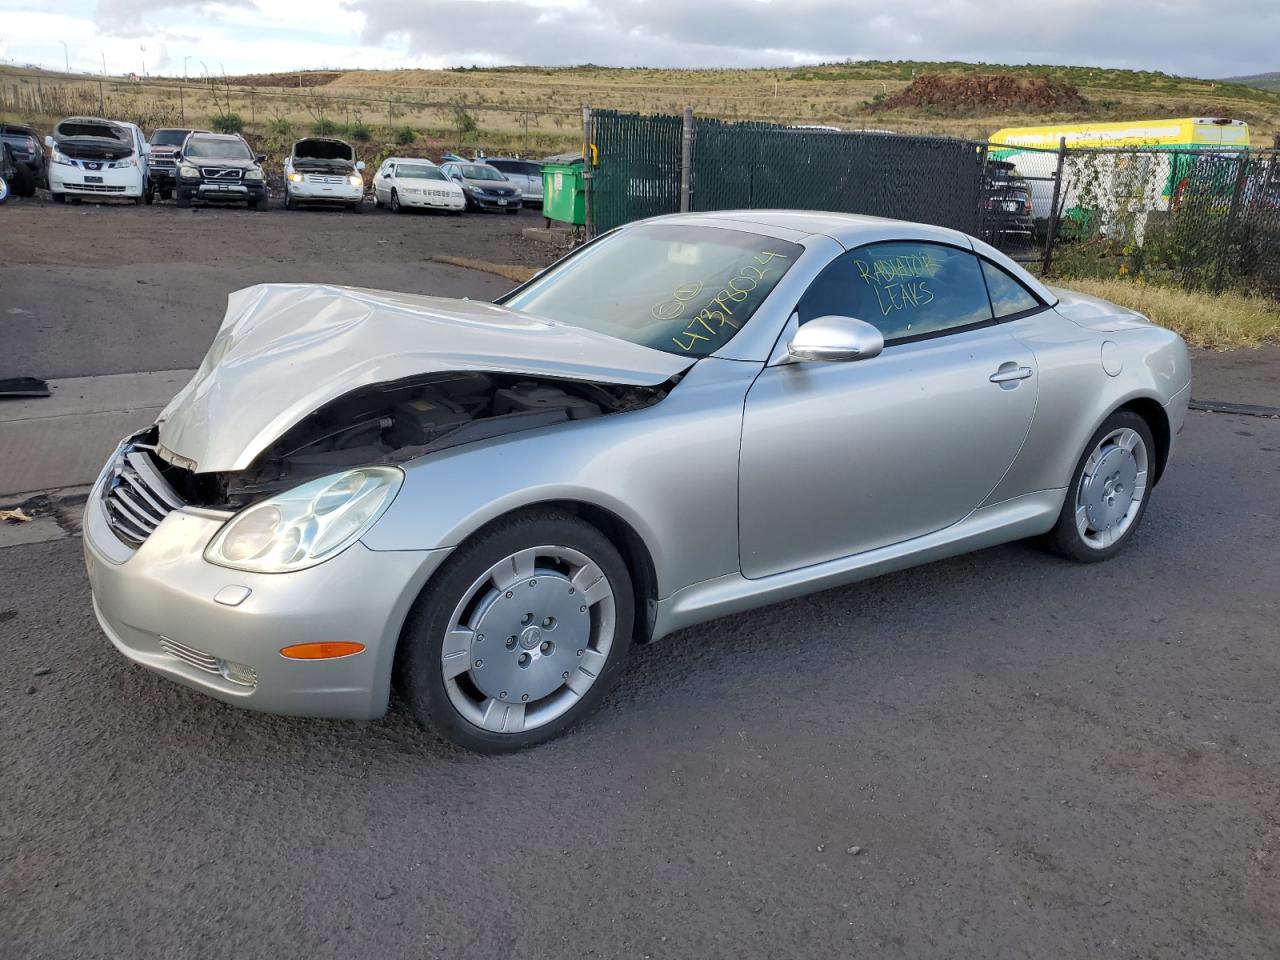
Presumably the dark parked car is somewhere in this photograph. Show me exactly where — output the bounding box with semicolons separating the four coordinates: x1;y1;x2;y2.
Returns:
0;143;16;204
175;133;268;209
440;161;522;213
0;122;45;195
148;127;208;200
981;161;1034;248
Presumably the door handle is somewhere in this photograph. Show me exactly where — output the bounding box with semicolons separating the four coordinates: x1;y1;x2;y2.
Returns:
989;365;1033;384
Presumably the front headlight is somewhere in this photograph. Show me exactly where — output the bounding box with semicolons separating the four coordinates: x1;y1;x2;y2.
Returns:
243;168;264;181
52;149;75;166
111;156;136;168
204;467;403;573
179;163;199;178
288;172;302;183
348;174;363;187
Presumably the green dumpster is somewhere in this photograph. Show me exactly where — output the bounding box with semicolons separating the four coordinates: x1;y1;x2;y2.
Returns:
541;154;586;226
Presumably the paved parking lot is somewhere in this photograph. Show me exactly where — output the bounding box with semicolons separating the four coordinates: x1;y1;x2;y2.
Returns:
2;199;1279;959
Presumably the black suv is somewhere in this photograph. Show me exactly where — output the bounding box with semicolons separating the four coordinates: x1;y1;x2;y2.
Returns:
176;133;268;209
980;161;1034;249
0;122;45;196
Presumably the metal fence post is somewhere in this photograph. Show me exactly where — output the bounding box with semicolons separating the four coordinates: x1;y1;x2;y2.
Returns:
1041;137;1068;274
974;143;990;238
679;106;694;213
1211;155;1251;294
581;105;594;238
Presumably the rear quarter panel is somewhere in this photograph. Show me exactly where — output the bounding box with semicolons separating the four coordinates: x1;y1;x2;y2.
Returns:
986;308;1189;503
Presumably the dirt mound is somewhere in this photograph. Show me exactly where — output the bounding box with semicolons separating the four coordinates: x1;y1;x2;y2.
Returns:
880;73;1088;113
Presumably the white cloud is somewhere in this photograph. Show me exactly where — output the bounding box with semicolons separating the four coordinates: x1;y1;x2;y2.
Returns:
0;0;1273;78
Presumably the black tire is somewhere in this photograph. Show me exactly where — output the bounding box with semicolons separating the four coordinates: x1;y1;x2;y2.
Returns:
159;186;172;201
390;188;401;213
0;175;9;205
506;206;519;214
14;165;35;197
374;194;383;209
348;199;362;214
51;190;66;204
1042;410;1156;563
283;191;292;210
399;509;635;753
176;191;190;208
247;199;260;210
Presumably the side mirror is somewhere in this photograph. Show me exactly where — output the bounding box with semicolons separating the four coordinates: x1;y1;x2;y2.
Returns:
382;171;392;178
45;135;54;148
355;160;366;171
786;315;884;363
256;154;266;163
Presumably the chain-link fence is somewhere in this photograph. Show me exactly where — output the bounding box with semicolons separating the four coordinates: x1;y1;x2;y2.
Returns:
590;108;1280;300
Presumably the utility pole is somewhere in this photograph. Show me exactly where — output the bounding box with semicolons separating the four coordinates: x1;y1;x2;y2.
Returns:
99;50;107;113
184;55;191;80
59;40;69;74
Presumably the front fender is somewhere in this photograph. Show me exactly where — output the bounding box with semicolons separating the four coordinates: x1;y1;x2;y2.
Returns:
360;357;759;599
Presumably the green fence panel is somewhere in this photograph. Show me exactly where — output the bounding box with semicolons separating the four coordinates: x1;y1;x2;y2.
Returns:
592;109;683;233
691;119;987;233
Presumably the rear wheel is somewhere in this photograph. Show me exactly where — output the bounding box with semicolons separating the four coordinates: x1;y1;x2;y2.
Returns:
1043;410;1155;563
399;510;634;753
0;175;9;204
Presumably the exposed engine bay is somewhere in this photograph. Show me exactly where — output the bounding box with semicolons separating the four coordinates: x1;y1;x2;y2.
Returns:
154;371;672;509
52;117;133;161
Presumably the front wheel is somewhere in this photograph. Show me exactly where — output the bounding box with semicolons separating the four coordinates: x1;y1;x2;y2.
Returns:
399;510;634;753
1043;410;1156;563
0;175;9;204
390;188;402;213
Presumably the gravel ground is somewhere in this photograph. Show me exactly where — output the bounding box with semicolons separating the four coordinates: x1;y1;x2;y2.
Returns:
0;195;559;381
2;194;1279;959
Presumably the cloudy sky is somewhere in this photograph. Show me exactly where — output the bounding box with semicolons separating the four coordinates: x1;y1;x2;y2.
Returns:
0;0;1273;79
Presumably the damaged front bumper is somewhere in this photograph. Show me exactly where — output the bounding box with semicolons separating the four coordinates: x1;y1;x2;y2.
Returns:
83;438;450;719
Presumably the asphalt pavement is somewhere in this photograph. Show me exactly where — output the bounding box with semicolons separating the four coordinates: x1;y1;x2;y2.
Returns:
2;198;1280;959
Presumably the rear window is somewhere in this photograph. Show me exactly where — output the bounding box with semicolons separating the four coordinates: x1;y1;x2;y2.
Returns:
150;130;190;146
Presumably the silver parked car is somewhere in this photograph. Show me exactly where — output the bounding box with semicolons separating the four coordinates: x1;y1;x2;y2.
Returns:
84;211;1190;752
484;157;544;206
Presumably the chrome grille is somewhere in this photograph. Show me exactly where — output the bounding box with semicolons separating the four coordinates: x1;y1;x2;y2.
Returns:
202;167;242;180
305;173;346;184
102;445;186;546
159;637;220;675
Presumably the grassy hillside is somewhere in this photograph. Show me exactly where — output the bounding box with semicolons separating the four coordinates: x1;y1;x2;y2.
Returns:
3;60;1277;158
1222;72;1280;93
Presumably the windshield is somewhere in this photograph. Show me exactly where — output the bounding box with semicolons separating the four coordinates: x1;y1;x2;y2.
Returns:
185;138;252;160
399;165;447;180
503;223;803;357
57;120;125;141
459;164;505;181
151;129;190;146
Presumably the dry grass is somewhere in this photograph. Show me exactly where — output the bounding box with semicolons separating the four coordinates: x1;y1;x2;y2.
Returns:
429;256;537;284
1056;278;1280;349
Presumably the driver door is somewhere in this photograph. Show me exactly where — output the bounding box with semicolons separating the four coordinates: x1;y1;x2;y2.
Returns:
738;241;1040;579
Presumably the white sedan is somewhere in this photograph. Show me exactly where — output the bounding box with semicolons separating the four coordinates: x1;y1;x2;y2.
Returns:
372;157;466;214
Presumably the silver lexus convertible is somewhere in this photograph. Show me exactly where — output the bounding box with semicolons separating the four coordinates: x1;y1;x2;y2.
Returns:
84;211;1190;751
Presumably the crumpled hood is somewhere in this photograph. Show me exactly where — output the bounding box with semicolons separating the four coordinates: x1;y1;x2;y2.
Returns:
157;283;692;473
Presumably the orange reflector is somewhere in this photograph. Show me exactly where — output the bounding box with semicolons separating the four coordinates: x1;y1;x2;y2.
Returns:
279;641;366;660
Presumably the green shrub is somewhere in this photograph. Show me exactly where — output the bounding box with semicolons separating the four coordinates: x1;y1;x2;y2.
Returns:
311;117;338;136
394;125;417;145
210;113;244;134
349;122;371;142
